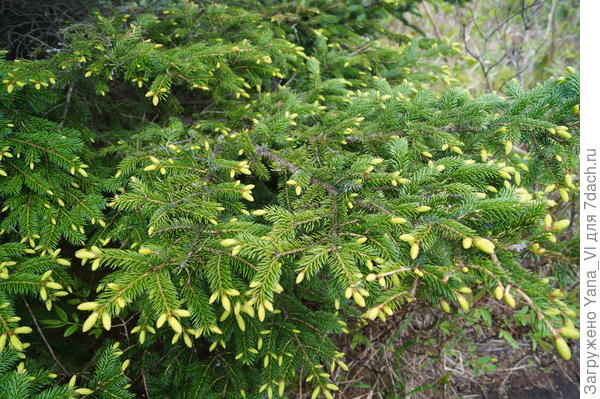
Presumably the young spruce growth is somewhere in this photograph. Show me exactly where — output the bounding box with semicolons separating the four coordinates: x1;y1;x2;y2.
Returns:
0;1;579;397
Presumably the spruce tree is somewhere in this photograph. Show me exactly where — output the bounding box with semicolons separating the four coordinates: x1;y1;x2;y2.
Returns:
0;1;579;397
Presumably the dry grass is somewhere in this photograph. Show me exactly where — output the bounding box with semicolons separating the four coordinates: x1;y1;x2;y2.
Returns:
291;300;579;398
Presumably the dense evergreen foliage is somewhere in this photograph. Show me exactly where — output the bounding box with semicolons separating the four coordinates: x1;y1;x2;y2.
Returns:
0;1;579;397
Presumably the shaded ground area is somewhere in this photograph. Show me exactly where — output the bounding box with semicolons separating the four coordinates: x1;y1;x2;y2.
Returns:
487;372;578;399
312;302;580;399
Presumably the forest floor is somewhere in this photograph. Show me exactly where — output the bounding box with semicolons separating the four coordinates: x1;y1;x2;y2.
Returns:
323;302;580;399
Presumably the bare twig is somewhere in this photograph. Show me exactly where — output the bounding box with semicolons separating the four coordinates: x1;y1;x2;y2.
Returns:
22;297;70;375
59;84;74;127
141;372;151;398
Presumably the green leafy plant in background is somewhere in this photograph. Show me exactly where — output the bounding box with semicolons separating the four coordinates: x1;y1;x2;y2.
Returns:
0;0;579;397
